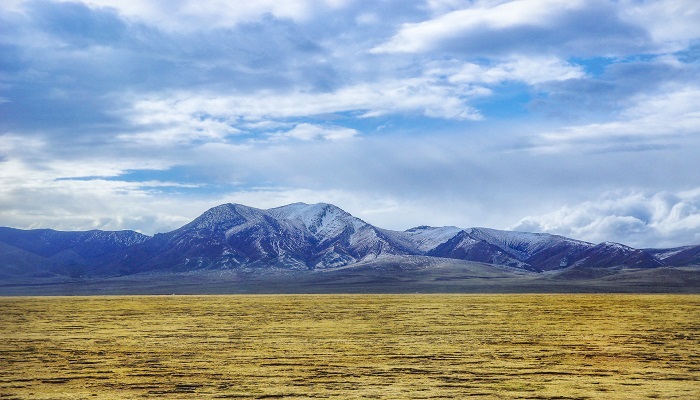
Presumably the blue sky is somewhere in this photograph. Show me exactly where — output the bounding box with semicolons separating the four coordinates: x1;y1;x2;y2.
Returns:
1;0;699;248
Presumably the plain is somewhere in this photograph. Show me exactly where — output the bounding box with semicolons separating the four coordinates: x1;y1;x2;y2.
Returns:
1;294;699;399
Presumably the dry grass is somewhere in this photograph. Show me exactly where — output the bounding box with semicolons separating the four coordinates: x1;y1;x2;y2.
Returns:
1;294;699;399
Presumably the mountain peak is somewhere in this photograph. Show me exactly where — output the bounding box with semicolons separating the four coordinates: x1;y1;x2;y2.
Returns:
270;202;359;237
598;241;635;251
179;203;264;233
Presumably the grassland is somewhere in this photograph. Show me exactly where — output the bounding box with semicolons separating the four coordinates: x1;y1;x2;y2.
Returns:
1;294;699;399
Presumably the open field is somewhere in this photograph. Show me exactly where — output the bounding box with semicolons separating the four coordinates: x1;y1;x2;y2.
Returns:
1;295;699;399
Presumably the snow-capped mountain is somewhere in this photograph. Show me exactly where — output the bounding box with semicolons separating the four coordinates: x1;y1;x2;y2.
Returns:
1;202;699;282
102;203;415;274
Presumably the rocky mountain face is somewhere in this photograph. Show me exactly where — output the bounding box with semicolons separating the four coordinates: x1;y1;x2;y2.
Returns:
1;202;698;280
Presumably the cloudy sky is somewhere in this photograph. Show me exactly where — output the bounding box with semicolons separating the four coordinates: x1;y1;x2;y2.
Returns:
1;0;699;248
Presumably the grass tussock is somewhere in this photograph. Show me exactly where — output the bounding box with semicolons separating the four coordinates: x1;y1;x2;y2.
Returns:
1;294;699;399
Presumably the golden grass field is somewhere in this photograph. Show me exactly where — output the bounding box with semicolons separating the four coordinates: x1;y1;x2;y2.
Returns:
1;294;699;399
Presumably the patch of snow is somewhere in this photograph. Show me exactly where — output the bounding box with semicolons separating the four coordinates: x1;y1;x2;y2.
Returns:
270;202;365;242
651;247;689;260
402;226;462;252
598;241;635;252
469;227;592;259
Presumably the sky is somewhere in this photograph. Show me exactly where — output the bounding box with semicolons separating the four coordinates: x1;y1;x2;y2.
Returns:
1;0;700;248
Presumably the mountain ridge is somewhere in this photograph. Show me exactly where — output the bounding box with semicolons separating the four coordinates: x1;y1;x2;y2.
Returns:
1;202;699;289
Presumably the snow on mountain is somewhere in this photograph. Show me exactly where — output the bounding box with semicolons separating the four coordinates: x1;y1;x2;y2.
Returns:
648;247;690;261
269;202;364;243
468;227;592;261
658;245;700;267
402;226;463;252
107;204;684;273
181;203;261;234
427;230;534;270
3;202;699;280
109;202;416;272
270;202;416;262
79;230;151;248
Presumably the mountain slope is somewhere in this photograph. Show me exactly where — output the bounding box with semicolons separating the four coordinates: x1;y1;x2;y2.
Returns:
0;241;55;279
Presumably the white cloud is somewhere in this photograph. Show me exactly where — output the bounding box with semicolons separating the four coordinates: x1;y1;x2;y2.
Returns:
424;0;474;15
0;0;23;12
0;134;167;181
372;0;585;53
448;56;585;85
0;167;199;234
116;99;240;146
276;123;358;141
0;136;191;234
118;76;485;145
532;85;700;153
620;0;700;52
512;189;700;248
355;12;379;25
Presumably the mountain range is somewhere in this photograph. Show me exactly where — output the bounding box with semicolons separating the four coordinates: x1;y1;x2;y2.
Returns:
2;202;700;294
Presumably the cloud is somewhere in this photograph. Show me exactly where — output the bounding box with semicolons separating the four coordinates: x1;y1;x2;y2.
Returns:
446;56;586;85
117;76;486;146
372;0;580;53
371;0;650;56
116;100;241;146
531;84;700;153
620;0;700;52
0;157;197;234
1;0;700;249
35;0;352;31
26;0;128;47
274;123;358;141
512;189;700;248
